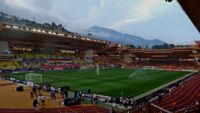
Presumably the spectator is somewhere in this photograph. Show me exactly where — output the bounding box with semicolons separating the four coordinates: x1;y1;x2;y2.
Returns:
59;94;64;108
30;91;33;99
33;98;39;111
158;95;163;103
94;95;98;104
43;85;47;92
38;86;42;95
172;101;176;112
109;105;116;113
197;92;200;101
39;94;45;109
32;86;37;96
50;90;56;100
169;88;172;95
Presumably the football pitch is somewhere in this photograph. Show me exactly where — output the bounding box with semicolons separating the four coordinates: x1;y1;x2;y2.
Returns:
6;68;191;97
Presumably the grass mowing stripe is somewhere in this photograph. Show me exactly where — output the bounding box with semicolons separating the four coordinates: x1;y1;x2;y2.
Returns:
6;68;191;98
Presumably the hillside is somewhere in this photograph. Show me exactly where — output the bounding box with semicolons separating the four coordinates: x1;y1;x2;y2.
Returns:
86;26;166;48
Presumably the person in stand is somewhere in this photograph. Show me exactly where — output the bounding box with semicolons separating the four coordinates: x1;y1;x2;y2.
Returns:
172;101;176;112
32;86;37;97
169;88;172;96
94;95;98;104
109;105;116;113
197;92;200;102
50;90;56;100
39;94;45;109
158;95;163;103
38;86;42;95
30;91;33;99
43;85;47;92
58;93;64;108
33;98;39;112
181;83;184;89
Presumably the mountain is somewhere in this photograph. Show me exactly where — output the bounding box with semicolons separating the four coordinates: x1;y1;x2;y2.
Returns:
0;12;166;48
85;26;167;48
0;12;70;33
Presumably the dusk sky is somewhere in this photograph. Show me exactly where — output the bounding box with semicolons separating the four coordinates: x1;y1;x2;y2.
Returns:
0;0;199;44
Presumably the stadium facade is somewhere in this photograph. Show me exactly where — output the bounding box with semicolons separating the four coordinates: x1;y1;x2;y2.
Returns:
0;22;199;71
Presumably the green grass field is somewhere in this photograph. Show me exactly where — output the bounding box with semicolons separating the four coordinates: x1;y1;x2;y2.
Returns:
6;68;191;97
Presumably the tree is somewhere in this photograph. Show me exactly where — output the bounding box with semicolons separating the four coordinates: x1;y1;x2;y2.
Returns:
152;43;177;49
152;45;161;49
126;44;135;49
137;46;142;49
169;44;175;48
58;24;63;27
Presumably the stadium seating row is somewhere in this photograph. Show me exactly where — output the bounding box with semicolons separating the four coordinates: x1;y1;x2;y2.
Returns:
131;73;200;113
127;60;199;70
0;61;21;70
155;73;200;112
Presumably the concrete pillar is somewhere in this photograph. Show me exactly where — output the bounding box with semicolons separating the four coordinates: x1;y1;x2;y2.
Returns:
194;56;200;65
83;49;94;63
122;52;134;64
0;41;10;53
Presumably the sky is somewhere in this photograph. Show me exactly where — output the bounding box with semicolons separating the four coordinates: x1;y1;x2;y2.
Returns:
0;0;199;44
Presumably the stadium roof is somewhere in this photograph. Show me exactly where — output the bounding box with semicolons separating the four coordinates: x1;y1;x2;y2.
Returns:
130;46;193;59
0;23;109;50
177;0;200;32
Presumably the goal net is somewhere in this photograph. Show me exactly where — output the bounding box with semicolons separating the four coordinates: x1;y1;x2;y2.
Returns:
25;73;42;83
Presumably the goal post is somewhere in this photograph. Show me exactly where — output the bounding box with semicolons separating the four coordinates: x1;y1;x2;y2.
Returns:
25;73;43;83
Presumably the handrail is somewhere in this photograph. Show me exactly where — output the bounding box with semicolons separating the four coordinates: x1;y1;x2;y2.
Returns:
150;103;172;113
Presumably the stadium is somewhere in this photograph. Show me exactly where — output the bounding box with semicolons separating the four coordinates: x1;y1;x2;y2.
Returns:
0;0;199;113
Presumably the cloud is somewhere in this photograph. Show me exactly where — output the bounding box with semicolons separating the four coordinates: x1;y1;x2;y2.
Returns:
100;0;106;8
1;0;61;24
0;0;198;44
32;0;53;10
111;0;167;28
84;0;106;24
88;6;99;20
5;0;53;13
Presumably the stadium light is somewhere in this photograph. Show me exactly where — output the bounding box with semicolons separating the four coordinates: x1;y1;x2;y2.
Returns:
68;34;72;38
6;25;11;28
37;29;41;33
13;25;19;29
42;30;46;33
32;28;37;32
26;28;29;31
58;33;64;36
48;31;52;34
52;32;56;35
